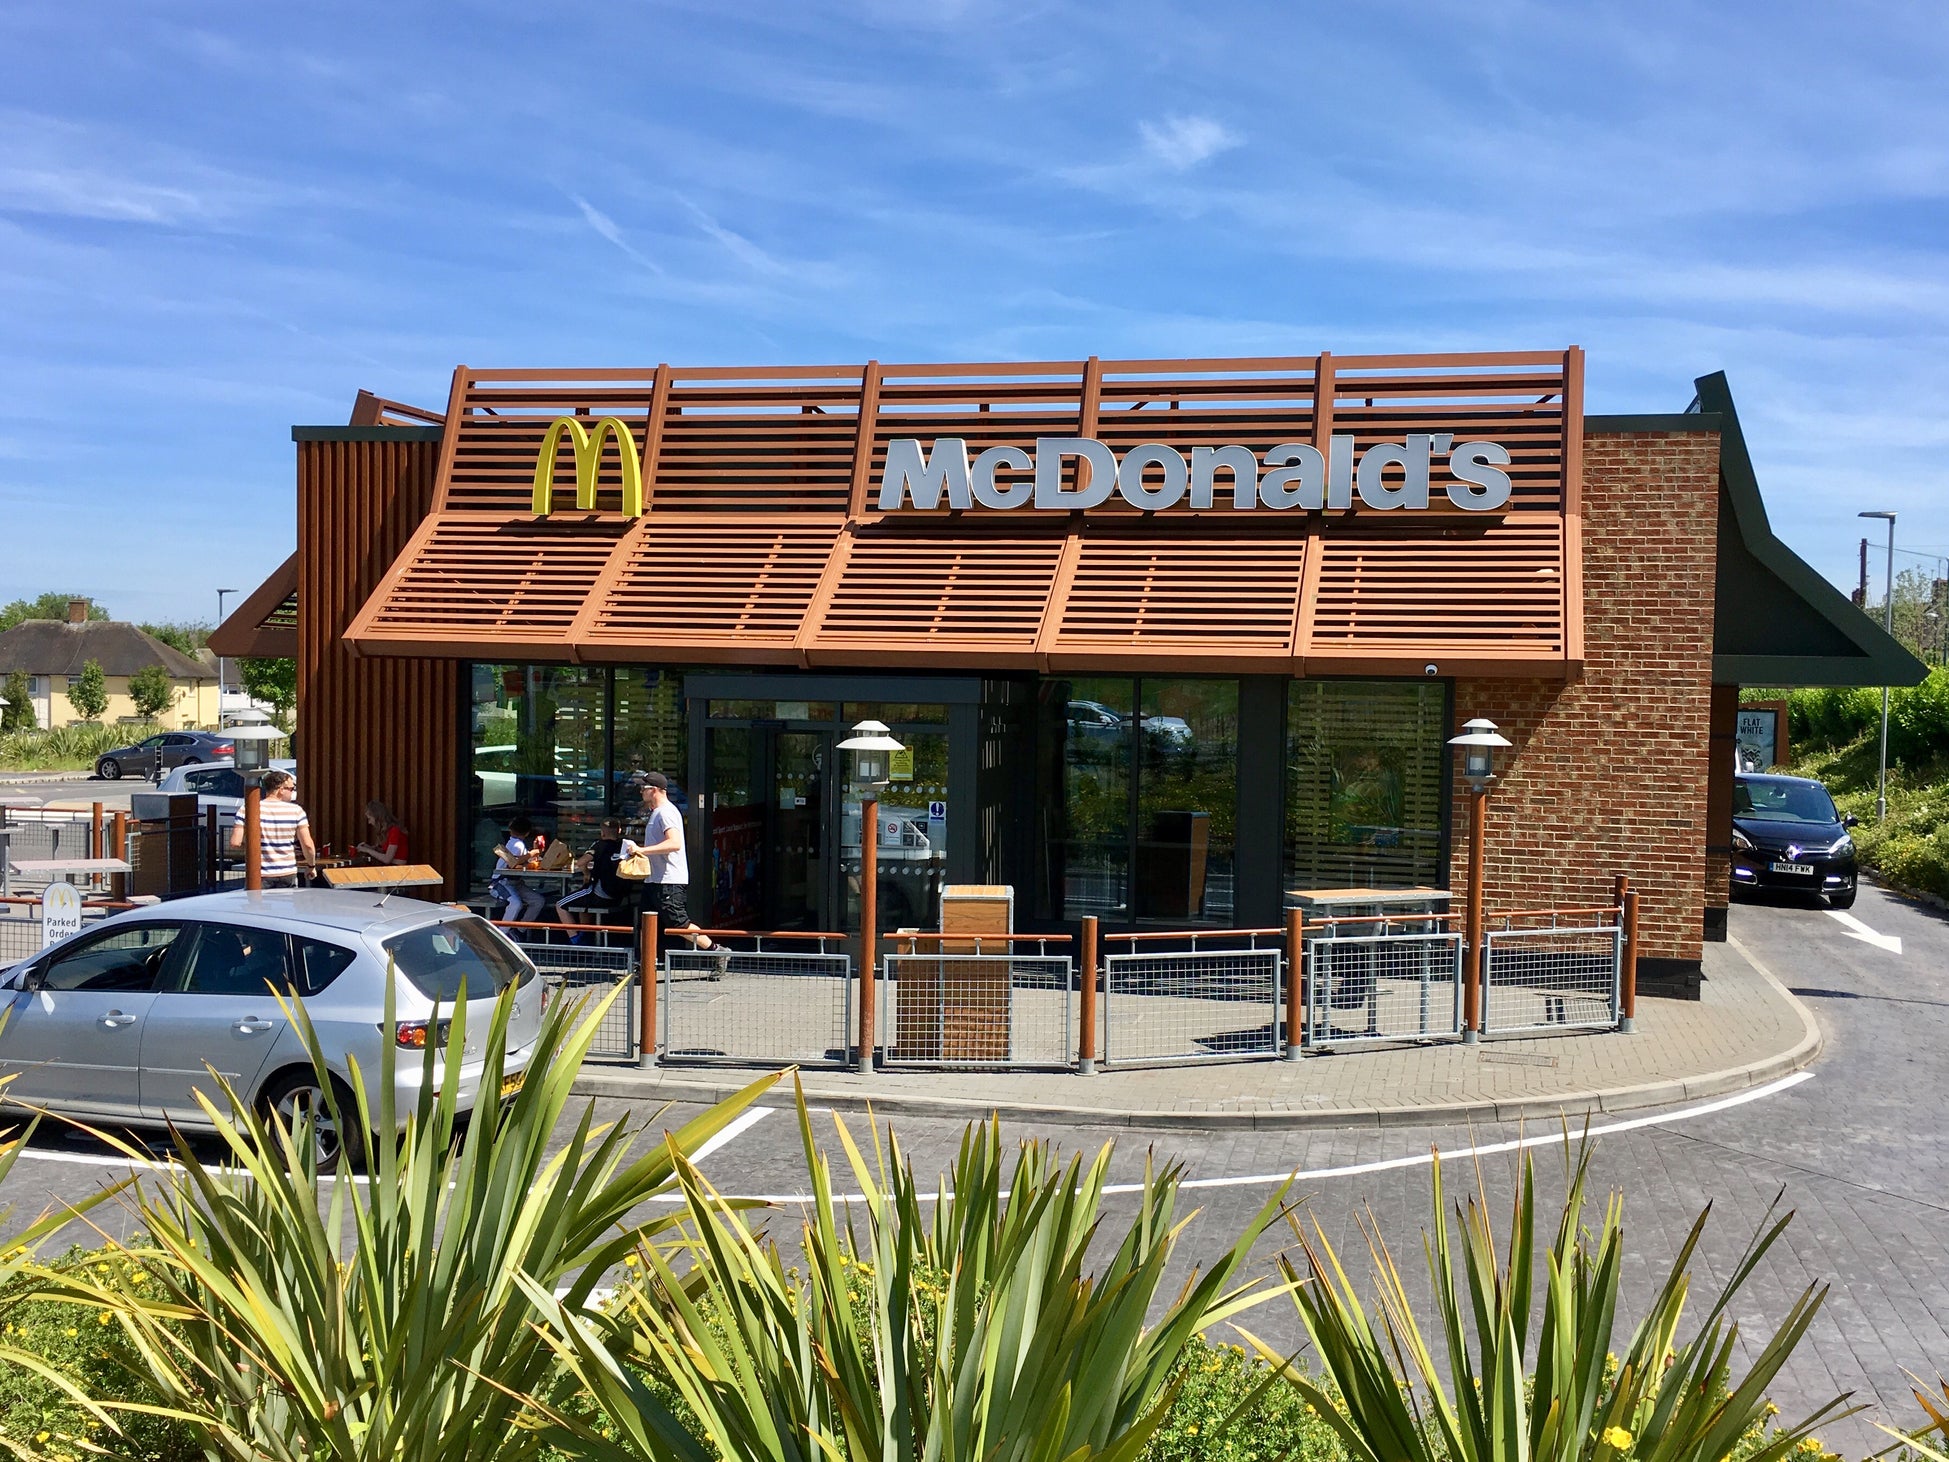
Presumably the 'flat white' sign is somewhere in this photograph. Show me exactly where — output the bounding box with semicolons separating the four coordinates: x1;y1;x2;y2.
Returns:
877;435;1515;514
41;883;82;948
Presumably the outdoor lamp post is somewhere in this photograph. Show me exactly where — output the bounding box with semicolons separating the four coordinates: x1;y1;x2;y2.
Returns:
1859;510;1896;821
215;587;237;726
837;719;905;1072
1447;717;1511;1043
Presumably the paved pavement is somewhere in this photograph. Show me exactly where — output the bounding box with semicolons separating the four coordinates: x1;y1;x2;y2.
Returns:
577;931;1819;1127
0;883;1940;1453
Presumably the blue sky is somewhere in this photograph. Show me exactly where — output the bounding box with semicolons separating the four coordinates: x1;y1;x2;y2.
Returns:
2;1;1946;624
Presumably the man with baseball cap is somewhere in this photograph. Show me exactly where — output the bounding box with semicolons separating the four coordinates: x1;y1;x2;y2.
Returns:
627;771;719;953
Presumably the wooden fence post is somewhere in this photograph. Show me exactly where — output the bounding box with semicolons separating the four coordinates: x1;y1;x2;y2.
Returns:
1077;915;1099;1074
110;811;128;902
243;786;262;891
637;911;659;1068
1285;906;1305;1059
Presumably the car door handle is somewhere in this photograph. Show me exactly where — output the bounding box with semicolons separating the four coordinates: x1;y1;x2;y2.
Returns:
99;1010;139;1029
233;1018;276;1035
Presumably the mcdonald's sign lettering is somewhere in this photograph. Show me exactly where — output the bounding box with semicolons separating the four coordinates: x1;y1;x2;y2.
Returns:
531;417;645;517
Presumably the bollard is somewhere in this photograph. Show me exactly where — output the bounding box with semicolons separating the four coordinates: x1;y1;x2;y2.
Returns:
243;786;262;891
637;911;660;1068
857;793;878;1073
1620;890;1639;1033
1284;906;1305;1059
1077;915;1099;1074
204;806;219;891
110;811;128;902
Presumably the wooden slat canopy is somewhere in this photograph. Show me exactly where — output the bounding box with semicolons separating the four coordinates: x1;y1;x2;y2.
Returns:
348;350;1586;676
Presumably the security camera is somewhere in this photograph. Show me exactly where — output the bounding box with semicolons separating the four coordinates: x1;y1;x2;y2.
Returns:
1423;663;1439;676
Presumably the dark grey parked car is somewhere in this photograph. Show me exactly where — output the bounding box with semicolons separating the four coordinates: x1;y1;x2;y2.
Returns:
95;730;235;781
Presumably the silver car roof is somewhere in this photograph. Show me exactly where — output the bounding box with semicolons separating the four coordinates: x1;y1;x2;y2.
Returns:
104;889;469;939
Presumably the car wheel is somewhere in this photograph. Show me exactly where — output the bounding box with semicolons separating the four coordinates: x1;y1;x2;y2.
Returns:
258;1071;360;1175
1828;883;1857;910
98;757;121;780
180;756;200;768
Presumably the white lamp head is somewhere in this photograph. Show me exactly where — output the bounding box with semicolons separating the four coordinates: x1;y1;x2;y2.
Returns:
837;719;905;787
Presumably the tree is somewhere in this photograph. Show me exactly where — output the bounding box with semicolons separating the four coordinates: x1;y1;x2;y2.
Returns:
128;664;176;720
138;621;211;656
0;593;108;631
67;660;108;723
0;670;32;732
240;657;296;725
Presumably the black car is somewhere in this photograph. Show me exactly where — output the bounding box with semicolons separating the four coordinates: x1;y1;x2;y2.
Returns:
1731;772;1858;908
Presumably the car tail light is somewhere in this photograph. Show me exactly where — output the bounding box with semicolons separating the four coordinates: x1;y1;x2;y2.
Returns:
214;743;234;756
395;1019;451;1050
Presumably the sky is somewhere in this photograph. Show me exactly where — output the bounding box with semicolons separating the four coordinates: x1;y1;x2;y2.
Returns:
2;0;1946;624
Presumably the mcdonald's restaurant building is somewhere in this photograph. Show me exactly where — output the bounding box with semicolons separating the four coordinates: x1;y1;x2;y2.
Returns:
210;350;1920;994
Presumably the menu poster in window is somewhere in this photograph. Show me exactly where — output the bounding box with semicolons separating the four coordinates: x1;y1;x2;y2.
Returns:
889;746;914;781
1735;707;1780;771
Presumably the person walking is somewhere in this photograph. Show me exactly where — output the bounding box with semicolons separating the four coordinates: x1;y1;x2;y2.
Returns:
227;768;316;889
628;772;718;953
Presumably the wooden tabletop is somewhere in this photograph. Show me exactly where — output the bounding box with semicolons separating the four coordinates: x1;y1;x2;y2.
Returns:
320;863;443;890
8;858;132;875
1286;886;1453;907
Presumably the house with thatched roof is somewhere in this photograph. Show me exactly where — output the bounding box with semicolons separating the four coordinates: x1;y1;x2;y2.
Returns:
0;599;215;729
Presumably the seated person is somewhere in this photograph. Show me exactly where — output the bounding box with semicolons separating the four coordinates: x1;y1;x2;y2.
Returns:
355;800;409;865
557;818;629;926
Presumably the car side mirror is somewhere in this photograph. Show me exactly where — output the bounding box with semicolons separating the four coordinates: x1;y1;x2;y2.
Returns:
1844;814;1859;828
19;962;46;993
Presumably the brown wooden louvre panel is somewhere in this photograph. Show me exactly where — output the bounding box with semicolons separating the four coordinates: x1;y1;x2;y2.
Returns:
580;515;844;662
349;513;618;657
1307;514;1565;660
802;527;1068;665
349;351;1584;676
1047;528;1307;666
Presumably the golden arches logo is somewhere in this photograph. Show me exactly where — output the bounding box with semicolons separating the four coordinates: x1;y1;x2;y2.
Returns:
531;416;645;517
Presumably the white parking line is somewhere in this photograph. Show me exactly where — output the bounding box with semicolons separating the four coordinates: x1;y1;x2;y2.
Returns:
687;1105;774;1164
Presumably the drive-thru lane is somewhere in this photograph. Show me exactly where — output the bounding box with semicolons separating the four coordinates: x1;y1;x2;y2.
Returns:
3;883;1942;1451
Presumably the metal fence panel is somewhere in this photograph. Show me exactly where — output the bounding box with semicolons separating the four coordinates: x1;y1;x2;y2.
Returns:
1304;931;1464;1049
0;902;131;966
880;952;1072;1069
1482;924;1622;1035
504;927;638;1061
662;947;853;1068
1101;948;1282;1067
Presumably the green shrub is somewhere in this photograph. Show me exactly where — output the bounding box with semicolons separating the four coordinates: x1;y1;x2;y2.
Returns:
0;722;152;771
1890;670;1949;764
1144;1338;1348;1461
1786;685;1881;750
0;671;31;733
0;1247;197;1460
66;661;106;724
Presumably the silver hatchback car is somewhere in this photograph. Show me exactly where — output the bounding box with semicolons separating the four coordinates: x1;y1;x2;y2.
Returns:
0;890;544;1169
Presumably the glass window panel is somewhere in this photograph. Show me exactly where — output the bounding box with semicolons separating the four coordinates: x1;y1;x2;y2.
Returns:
841;726;950;934
1285;681;1447;895
1134;680;1237;926
1035;677;1133;923
708;700;834;722
841;702;947;727
467;664;609;894
614;668;688;828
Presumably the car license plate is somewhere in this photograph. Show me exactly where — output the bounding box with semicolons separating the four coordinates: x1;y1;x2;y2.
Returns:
1769;860;1815;876
500;1072;525;1100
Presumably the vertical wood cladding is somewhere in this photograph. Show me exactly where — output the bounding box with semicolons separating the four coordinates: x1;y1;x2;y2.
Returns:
1450;429;1722;965
297;438;457;894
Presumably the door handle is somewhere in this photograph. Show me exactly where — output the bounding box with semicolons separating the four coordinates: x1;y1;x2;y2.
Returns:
233;1017;276;1035
99;1010;139;1029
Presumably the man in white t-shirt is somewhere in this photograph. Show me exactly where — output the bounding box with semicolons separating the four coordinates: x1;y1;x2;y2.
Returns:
627;772;718;952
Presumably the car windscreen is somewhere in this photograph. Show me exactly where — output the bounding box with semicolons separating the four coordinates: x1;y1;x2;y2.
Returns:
381;917;532;1003
1735;780;1839;824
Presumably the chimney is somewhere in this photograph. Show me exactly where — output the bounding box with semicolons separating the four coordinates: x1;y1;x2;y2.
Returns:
67;598;89;624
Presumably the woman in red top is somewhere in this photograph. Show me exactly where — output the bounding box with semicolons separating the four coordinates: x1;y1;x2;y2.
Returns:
356;800;409;865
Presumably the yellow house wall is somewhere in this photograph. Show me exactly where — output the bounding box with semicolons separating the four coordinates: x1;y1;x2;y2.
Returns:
46;678;217;730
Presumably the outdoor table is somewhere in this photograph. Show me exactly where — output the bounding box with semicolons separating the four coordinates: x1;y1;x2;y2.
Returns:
1287;887;1455;1044
319;862;444;892
6;856;133;899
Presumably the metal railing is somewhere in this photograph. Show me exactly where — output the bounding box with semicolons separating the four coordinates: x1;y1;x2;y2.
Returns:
1301;912;1465;1050
0;895;138;965
494;920;639;1061
1099;930;1285;1067
662;931;853;1069
880;933;1072;1070
1481;908;1624;1036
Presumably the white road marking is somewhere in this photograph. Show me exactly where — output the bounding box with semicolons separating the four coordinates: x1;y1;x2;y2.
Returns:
1826;909;1902;954
687;1105;773;1164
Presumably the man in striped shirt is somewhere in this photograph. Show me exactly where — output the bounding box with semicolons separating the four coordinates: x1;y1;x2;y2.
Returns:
227;768;317;888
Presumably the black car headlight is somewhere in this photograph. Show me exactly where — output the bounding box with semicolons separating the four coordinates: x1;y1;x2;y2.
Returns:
1828;835;1854;856
1732;829;1755;853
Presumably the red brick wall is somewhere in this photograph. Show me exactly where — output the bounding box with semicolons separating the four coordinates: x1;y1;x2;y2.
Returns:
1451;430;1721;964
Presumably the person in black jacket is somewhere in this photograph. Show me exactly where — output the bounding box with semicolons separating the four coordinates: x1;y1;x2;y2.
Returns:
558;818;629;926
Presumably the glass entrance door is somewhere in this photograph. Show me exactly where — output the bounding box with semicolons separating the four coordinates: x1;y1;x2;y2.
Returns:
704;725;833;932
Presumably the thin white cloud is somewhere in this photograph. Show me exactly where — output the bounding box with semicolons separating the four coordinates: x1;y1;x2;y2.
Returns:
570;194;666;277
1137;114;1241;171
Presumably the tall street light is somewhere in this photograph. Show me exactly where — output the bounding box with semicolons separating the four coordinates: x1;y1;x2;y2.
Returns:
215;587;238;729
1859;512;1895;821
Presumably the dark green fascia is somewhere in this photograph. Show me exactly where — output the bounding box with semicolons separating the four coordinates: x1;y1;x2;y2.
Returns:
1696;371;1927;689
291;425;444;442
1584;413;1722;434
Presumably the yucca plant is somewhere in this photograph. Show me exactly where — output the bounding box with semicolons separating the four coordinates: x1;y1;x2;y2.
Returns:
1242;1139;1858;1462
528;1082;1293;1462
70;974;776;1462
